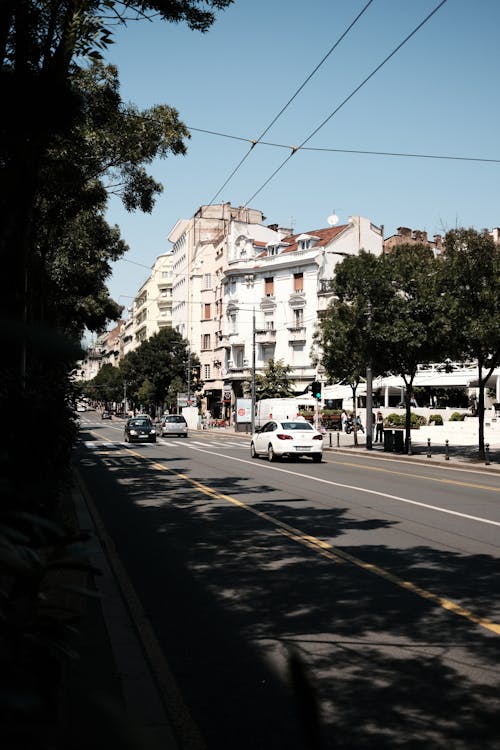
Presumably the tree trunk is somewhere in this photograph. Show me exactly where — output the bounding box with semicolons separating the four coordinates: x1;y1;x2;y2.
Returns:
351;385;358;447
478;360;485;461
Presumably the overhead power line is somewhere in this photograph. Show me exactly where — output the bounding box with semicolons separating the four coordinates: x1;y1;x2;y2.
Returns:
205;0;375;206
243;0;449;207
188;125;500;164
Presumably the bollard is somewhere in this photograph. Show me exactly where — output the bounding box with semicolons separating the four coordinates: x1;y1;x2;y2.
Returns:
336;431;340;448
445;439;449;460
329;432;332;448
427;437;431;458
485;443;491;466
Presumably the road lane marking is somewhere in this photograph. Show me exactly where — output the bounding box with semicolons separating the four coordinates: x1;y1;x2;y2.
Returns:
326;458;500;494
83;433;500;528
110;443;500;637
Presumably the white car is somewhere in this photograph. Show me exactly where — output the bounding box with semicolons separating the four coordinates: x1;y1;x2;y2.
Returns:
250;419;323;462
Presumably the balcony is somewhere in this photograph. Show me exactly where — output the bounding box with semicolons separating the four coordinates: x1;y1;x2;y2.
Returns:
255;329;276;344
287;326;307;342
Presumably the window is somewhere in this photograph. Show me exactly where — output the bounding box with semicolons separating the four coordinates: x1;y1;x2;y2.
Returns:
293;308;304;326
204;364;211;380
293;272;303;292
204;273;212;289
265;312;274;330
264;277;274;296
204;303;211;320
229;313;237;333
202;334;211;350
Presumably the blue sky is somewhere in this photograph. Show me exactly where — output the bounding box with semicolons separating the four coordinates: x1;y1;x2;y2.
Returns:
101;0;500;312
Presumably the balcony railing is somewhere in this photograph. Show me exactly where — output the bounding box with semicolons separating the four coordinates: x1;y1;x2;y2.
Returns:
255;329;276;343
287;326;306;342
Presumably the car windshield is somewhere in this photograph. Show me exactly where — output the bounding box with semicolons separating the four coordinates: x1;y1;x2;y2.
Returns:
130;419;151;427
281;421;314;430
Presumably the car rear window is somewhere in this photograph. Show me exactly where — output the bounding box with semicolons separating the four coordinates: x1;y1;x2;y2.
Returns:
166;416;186;423
281;421;314;430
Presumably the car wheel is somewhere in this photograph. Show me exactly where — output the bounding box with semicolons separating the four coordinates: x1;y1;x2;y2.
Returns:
250;442;257;459
312;454;322;463
268;444;277;462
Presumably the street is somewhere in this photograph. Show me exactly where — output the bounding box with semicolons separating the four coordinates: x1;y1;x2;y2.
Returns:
75;415;500;750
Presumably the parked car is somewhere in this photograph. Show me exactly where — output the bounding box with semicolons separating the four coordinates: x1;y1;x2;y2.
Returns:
159;414;188;437
101;410;112;420
250;419;323;462
124;417;157;443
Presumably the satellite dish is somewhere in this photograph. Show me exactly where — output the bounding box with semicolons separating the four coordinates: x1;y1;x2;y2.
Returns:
327;212;339;226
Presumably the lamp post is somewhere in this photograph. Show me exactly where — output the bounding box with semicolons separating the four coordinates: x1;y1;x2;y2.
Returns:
366;300;373;450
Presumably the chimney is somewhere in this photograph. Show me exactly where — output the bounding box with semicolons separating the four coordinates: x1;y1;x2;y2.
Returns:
434;234;442;249
398;226;412;238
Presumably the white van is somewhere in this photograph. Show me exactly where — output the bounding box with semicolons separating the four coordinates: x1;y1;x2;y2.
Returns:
255;397;317;429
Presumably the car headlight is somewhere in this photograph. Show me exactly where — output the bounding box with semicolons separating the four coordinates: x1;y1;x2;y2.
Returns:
129;430;138;435
150;429;156;434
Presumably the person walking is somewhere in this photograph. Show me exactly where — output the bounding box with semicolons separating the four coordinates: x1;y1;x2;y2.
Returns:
375;411;384;443
341;410;348;432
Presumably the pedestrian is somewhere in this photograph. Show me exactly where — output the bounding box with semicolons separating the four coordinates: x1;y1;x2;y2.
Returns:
355;415;364;433
375;411;384;443
341;410;348;432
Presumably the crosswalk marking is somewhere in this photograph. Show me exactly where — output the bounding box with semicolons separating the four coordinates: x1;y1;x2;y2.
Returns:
82;439;248;450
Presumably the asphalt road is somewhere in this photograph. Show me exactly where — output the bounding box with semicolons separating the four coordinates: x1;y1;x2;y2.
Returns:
75;415;500;750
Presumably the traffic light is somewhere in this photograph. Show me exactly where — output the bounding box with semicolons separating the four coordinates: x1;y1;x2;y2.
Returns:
311;381;322;399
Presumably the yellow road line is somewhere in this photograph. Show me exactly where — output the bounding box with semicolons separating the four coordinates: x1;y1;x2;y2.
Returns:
103;443;500;637
329;458;500;493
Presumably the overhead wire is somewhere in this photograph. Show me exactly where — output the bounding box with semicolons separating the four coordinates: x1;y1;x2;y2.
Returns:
187;125;500;164
206;0;375;206
243;0;449;207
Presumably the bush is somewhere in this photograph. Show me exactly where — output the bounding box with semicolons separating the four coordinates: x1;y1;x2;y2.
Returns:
449;412;464;422
429;414;443;425
386;412;426;428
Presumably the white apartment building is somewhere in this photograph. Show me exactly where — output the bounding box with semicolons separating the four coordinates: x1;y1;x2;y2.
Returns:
120;252;173;356
217;216;383;414
169;203;286;417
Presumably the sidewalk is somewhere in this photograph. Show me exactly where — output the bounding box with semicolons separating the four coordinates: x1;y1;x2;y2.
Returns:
321;426;500;471
61;473;185;750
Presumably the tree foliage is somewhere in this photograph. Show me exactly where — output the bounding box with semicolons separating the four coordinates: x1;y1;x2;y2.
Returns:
317;246;449;451
440;228;500;457
254;358;296;400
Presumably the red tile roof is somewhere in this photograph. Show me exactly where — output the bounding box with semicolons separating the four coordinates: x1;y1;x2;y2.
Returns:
254;225;347;258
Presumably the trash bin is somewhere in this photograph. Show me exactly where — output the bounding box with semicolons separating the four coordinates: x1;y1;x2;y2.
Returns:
393;430;404;453
383;429;394;452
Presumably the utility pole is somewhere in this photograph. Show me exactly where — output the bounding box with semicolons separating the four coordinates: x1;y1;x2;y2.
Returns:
187;349;191;405
251;307;256;435
123;381;128;415
366;300;373;450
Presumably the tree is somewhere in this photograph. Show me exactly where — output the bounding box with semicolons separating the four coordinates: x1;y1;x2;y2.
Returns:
28;61;191;340
376;244;449;451
440;228;500;459
317;248;450;452
85;362;123;404
316;301;368;446
118;328;197;411
254;359;296;400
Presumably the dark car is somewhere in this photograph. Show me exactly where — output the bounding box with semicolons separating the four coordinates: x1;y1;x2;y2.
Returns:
101;410;112;420
124;416;157;443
